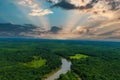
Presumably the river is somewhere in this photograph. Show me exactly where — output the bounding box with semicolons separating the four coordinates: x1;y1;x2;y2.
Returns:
45;58;71;80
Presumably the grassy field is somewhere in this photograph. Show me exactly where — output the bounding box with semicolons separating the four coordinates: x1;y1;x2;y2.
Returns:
23;59;46;68
70;54;88;59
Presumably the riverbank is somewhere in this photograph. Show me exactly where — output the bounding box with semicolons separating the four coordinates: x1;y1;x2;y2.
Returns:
42;68;60;80
44;58;71;80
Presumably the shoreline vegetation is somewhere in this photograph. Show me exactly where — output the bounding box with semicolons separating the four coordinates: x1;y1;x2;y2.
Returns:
56;71;80;80
45;58;71;80
43;67;61;80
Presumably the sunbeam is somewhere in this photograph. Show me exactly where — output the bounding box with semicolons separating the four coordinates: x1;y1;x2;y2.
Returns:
61;10;82;33
0;0;120;40
34;0;52;30
18;0;52;30
94;21;120;35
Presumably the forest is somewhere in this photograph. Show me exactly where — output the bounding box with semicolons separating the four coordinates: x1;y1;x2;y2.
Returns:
0;38;120;80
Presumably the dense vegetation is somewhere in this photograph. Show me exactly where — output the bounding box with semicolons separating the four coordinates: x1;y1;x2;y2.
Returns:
53;41;120;80
0;38;120;80
0;41;61;80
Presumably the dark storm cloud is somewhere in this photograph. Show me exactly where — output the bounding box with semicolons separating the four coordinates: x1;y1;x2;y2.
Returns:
48;0;120;12
50;0;96;10
49;26;62;33
50;0;76;10
0;23;39;37
0;23;62;37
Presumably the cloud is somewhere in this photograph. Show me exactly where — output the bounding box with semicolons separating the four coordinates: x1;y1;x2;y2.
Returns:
18;0;53;16
49;0;120;10
115;30;120;36
71;26;89;34
47;0;61;3
51;0;76;10
69;0;92;7
94;20;120;35
8;0;119;40
48;0;120;18
49;0;95;10
0;22;120;40
29;9;53;16
49;26;62;33
17;0;120;40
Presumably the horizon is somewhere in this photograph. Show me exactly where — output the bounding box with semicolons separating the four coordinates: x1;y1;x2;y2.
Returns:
0;37;120;43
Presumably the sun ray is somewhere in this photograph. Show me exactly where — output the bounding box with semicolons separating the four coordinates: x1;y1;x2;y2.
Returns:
94;21;120;35
61;10;82;33
16;0;52;30
34;0;51;30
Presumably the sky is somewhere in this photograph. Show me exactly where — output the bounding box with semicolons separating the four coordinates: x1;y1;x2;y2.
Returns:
0;0;69;27
0;0;120;40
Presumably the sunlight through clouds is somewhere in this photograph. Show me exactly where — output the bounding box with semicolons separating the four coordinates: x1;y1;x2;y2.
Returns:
18;0;53;30
0;0;120;40
62;10;82;32
17;0;120;40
